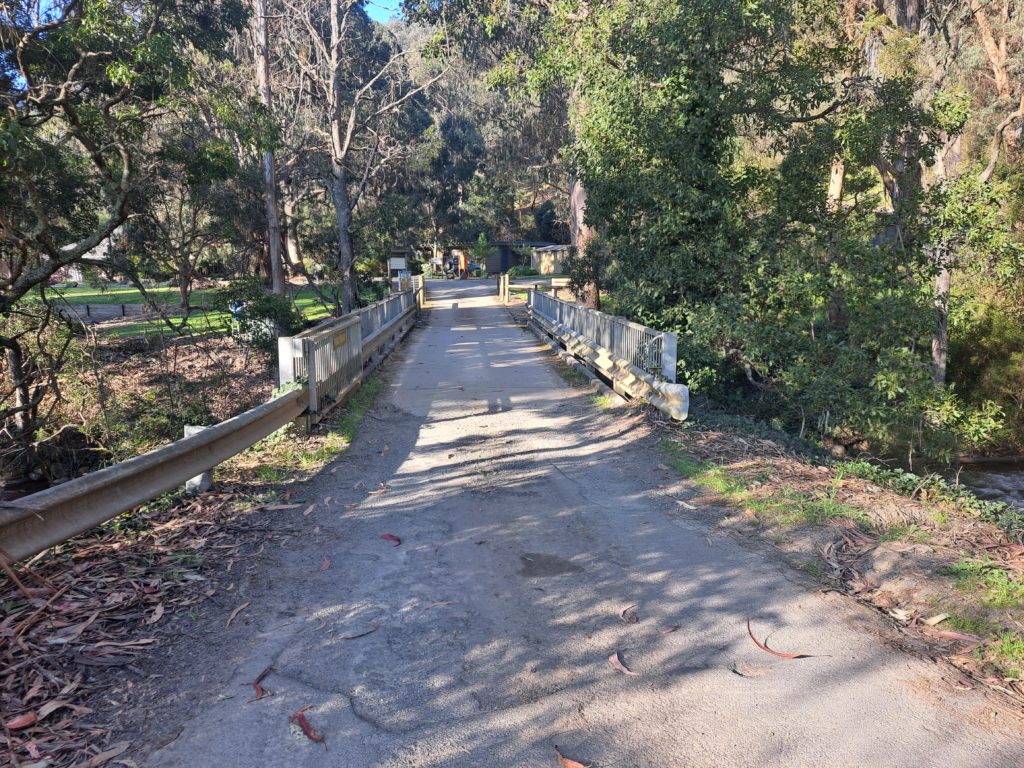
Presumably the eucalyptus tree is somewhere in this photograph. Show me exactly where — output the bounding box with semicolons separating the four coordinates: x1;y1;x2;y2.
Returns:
403;0;572;246
270;0;445;313
253;0;285;295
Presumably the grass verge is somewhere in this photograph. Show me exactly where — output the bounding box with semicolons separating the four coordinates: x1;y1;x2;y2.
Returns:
225;373;385;485
97;287;334;339
664;442;871;530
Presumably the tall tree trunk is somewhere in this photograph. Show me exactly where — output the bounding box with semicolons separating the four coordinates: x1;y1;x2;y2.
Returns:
970;0;1011;99
824;158;848;327
254;0;285;296
177;257;191;310
569;176;599;309
822;0;859;328
932;251;951;386
929;134;962;388
282;180;304;273
326;0;358;314
330;166;358;314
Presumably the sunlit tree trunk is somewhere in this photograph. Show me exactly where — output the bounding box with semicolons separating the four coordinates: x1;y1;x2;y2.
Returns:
569;176;599;309
327;0;360;314
970;0;1011;99
821;0;860;328
282;179;304;274
177;255;191;310
254;0;285;296
824;158;848;327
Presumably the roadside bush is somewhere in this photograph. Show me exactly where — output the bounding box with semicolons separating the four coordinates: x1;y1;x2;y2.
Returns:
950;304;1024;453
470;232;496;268
214;278;304;353
508;265;538;277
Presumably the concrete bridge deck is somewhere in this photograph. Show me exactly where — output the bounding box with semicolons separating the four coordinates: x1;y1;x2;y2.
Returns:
145;281;1019;767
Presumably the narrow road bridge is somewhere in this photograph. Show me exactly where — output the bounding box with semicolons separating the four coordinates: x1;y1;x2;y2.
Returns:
145;281;1019;767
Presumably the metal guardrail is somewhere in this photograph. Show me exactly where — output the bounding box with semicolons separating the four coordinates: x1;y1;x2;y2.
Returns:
1;286;425;563
529;291;677;382
0;390;308;563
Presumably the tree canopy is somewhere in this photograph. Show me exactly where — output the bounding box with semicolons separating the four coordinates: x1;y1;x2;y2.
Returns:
2;0;1024;470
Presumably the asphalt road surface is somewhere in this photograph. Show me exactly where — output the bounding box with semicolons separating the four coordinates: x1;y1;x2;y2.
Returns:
146;281;1021;767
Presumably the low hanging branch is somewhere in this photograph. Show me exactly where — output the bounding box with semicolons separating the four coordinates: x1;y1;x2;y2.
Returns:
978;93;1024;185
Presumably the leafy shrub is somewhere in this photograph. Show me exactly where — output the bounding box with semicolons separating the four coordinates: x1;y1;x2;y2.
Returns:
101;390;215;459
950;304;1024;452
214;278;304;352
508;265;538;277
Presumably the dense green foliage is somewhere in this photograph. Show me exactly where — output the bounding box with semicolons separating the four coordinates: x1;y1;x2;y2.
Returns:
519;0;1024;464
214;278;304;352
4;0;1024;474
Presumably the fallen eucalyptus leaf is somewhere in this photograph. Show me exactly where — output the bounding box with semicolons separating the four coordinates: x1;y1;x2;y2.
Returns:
608;650;639;676
618;605;639;624
86;740;130;767
746;619;810;659
226;601;251;627
3;712;37;730
555;746;591;768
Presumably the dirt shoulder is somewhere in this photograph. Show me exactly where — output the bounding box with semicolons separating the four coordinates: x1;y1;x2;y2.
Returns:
0;361;394;767
654;415;1024;702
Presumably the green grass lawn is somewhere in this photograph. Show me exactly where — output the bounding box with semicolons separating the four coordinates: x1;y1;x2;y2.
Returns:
94;287;359;338
100;309;234;339
291;289;333;322
53;285;217;306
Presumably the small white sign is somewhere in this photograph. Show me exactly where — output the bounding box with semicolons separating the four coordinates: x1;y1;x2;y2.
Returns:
388;257;407;271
